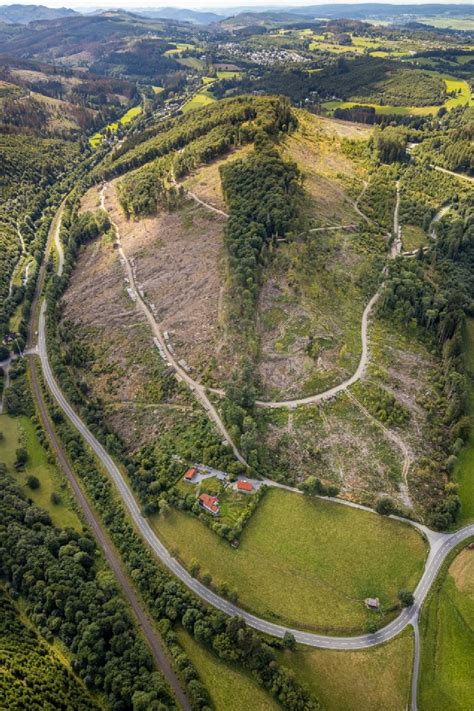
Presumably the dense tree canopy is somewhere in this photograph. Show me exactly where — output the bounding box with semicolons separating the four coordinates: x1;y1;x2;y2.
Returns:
0;471;176;710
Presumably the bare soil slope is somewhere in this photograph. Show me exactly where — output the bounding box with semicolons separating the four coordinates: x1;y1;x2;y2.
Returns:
102;180;235;382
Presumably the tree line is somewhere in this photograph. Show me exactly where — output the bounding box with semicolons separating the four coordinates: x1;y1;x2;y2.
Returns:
34;361;320;710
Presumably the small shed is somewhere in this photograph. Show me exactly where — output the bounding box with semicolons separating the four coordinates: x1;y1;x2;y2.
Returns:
237;480;253;493
365;597;380;610
184;467;197;482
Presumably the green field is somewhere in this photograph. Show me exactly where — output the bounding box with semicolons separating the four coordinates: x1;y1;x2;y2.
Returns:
154;489;427;633
176;630;279;711
308;32;411;58
322;99;438;117
323;77;473;117
417;17;474;31
164;42;194;56
217;71;242;80
402;224;428;252
89;105;142;147
440;76;474;110
181;90;216;114
419;543;474;710
278;629;413;711
177;57;205;71
456;318;474;524
152;85;164;94
0;414;81;529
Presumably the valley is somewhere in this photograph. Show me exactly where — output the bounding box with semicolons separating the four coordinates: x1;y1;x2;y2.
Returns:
0;4;473;710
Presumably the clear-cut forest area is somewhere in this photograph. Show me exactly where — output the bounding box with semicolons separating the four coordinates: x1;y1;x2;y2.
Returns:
1;4;473;710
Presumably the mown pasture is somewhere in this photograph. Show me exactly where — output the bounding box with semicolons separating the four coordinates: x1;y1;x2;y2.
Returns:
154;488;427;633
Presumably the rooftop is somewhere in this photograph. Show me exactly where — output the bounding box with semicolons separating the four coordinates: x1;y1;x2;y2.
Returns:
199;493;220;515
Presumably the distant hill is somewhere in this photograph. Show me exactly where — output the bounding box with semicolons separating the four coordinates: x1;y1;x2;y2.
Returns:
220;11;312;30
0;3;76;25
1;3;469;30
135;7;223;25
214;4;473;30
286;3;473;20
0;11;178;60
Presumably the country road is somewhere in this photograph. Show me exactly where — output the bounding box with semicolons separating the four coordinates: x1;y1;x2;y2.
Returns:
34;198;474;658
27;199;191;711
254;291;381;408
181;177;383;410
432;164;474;183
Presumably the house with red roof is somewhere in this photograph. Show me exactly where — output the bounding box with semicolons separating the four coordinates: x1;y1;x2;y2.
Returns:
184;467;197;482
199;493;220;515
236;479;253;493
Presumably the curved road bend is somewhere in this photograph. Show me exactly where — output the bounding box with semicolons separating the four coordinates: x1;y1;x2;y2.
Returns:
27;202;191;711
253;291;380;409
36;201;474;651
185;178;382;409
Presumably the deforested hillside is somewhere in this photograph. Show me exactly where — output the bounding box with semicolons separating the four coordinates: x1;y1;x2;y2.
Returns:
2;10;474;711
54;94;474;533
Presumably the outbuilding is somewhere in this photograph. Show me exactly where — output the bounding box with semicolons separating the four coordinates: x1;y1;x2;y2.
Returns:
184;467;198;482
365;597;380;610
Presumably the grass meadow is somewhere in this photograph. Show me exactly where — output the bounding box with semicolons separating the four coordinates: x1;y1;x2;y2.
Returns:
0;414;81;530
176;629;279;711
181;90;216;114
89;105;142;147
278;629;413;711
419;543;474;710
323;77;473;117
154;488;427;633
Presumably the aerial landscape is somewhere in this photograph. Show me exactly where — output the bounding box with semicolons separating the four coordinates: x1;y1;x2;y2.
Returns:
0;0;473;708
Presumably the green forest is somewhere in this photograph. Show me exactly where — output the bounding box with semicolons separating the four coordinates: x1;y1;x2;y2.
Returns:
0;589;98;710
0;471;176;709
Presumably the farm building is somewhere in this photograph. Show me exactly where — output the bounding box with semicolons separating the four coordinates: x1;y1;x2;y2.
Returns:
184;467;198;482
236;479;253;493
199;493;220;515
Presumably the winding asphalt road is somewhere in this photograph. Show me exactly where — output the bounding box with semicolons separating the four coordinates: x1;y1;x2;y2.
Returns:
26;200;191;711
34;198;474;656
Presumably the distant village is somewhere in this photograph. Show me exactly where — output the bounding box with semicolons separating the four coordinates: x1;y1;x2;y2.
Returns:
218;43;309;66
